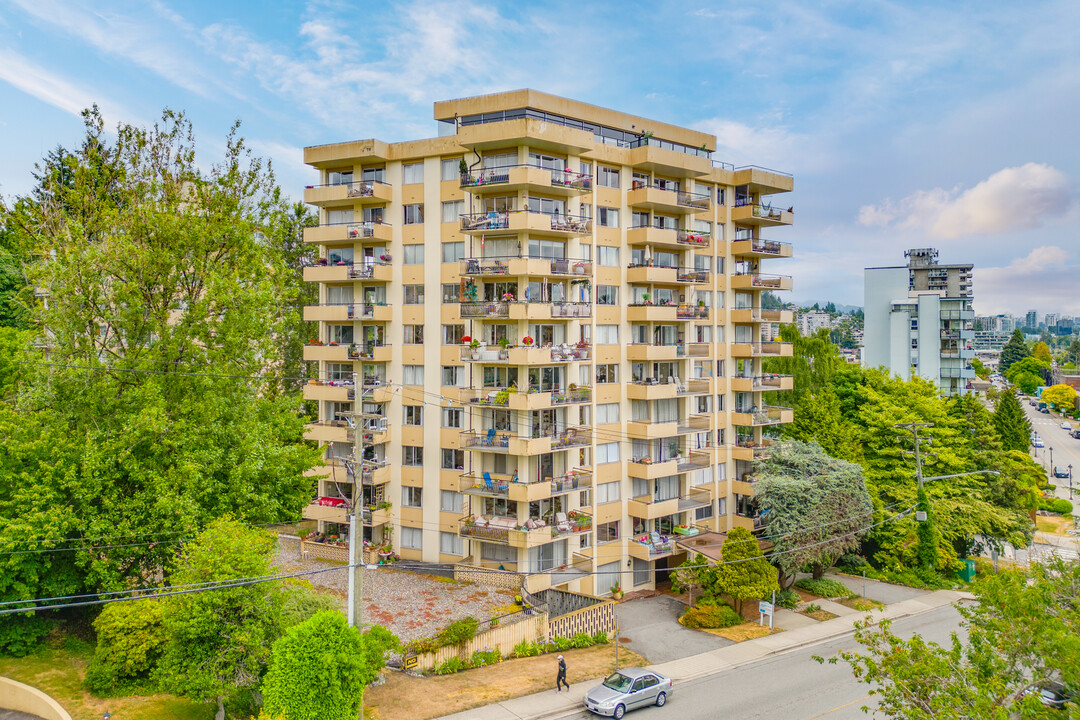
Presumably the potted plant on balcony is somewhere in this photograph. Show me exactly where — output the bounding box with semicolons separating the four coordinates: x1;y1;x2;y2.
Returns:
379;253;391;262
522;336;534;346
460;335;471;346
610;583;624;601
498;337;511;350
641;292;652;306
502;291;515;301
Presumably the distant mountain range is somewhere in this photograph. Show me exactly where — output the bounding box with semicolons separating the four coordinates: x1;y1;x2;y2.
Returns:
791;301;863;313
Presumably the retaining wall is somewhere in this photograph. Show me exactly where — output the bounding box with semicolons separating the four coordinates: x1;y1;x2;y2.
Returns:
0;677;72;720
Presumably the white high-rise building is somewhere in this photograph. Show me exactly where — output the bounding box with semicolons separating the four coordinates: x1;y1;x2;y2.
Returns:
863;248;974;396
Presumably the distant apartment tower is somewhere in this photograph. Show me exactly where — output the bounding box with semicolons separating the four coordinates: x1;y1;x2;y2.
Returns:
1045;313;1058;329
863;248;974;395
1026;310;1037;329
798;310;832;336
299;90;795;597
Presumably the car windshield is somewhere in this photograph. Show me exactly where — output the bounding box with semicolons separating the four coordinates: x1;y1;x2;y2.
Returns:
603;672;633;693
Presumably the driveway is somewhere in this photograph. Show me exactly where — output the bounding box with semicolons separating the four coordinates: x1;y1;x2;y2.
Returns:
823;572;930;604
615;595;733;663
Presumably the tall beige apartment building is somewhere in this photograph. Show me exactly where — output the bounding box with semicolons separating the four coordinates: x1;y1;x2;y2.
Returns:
301;90;794;596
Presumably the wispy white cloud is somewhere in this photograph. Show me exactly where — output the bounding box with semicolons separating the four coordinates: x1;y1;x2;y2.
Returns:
976;246;1080;315
0;47;130;121
858;163;1075;238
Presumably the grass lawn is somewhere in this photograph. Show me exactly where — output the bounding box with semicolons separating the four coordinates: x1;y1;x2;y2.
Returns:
364;642;647;720
837;597;884;612
702;623;782;642
1036;515;1076;536
0;637;212;720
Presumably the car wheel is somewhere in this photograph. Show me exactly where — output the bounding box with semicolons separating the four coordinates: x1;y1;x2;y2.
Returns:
613;704;625;719
656;691;667;707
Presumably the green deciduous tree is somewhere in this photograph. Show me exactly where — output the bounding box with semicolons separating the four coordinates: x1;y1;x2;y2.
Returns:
993;389;1032;453
1032;341;1052;364
261;611;398;720
157;518;285;717
824;557;1080;719
756;441;874;587
1005;356;1050;391
999;329;1029;375
709;527;779;614
1042;384;1078;410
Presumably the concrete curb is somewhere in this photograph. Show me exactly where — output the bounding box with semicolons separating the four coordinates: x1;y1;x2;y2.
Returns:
434;589;970;720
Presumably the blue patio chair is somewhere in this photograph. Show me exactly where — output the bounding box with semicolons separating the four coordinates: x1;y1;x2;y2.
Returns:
484;428;496;446
483;472;496;492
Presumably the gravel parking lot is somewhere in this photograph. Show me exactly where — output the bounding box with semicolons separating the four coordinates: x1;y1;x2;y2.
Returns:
274;538;517;645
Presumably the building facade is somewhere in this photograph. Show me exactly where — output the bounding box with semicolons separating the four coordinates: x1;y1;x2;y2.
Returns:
797;310;832;336
300;90;794;596
863;248;975;396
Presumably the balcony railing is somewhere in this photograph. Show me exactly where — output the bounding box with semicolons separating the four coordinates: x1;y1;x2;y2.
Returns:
734;200;791;222
459;514;514;544
551;344;591;361
347;260;391;279
459;210;592;234
460;430;513;450
307;179;390;196
459;164;593;191
551;387;592;405
739;405;792;425
460;301;510;318
676;268;711;283
548;169;592;190
460;345;510;362
677;450;712;471
739;373;792;390
676;305;710;319
549;258;593;275
676;230;710;247
552;427;592;449
344;220;390;239
550;302;593;318
748;239;790;255
734;272;792;289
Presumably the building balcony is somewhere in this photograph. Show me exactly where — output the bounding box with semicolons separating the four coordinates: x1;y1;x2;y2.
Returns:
457;511;592;548
676;449;714;472
731;239;793;258
626;342;682;362
627;183;711;214
626;265;711;285
730;374;794;392
627;494;681;520
460;345;510;362
734;435;777;461
302;261;392;283
460;256;593;278
460;164;593;196
730;307;794;324
628;534;679;561
303;221;393;245
507;301;594;321
460;301;510;319
462;385;591;411
627;304;679;322
731;405;794;427
731;165;795;194
303;381;355;403
731;202;794;227
730;342;794;359
940;347;975;360
303;498;349;524
304;420;352;444
626;419;680;439
675;230;711;249
360;505;392;527
731;273;793;292
676;305;711;320
489;469;594;502
304;180;393;207
626;225;681;249
359;461;392;486
302;303;392;322
627;457;679;479
459;211;591;238
357;381;393;403
677;414;713;434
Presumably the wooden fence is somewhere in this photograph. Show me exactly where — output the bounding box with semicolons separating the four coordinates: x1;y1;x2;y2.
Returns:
411;614;548;671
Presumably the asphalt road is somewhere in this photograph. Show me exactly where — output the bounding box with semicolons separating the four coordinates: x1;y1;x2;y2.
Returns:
565;604;963;720
1025;401;1080;500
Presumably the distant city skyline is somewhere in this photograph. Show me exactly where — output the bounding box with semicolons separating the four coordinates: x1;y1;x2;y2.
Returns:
1;0;1077;313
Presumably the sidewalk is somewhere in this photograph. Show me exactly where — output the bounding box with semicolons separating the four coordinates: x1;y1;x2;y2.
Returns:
434;589;971;720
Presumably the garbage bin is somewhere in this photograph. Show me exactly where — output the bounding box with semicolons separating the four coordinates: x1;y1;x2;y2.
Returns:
958;558;976;583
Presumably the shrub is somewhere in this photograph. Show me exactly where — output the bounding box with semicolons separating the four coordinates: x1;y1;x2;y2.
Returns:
805;603;822;614
470;649;501;668
680;603;742;629
512;639;544;658
405;616;480;656
1039;498;1074;515
794;578;855;599
434;657;469;675
776;589;800;610
569;632;593;649
592;632;608;645
84;600;167;695
835;553;869;573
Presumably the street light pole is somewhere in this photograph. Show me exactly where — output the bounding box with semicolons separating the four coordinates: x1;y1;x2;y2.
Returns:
1070;464;1074;499
1049;446;1054;474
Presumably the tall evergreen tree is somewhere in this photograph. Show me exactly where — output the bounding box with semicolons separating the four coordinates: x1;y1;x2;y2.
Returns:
993;388;1028;455
999;329;1029;375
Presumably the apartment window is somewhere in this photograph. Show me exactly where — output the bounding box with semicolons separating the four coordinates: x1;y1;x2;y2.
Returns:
440;531;463;555
717;187;726;205
597;285;618;305
401;527;422;550
327;208;354;225
442;241;464;263
579;244;592;261
442;323;464;343
695;504;714;521
596;363;619;383
528;238;566;259
402;446;424;467
698;291;712;308
404;285;425;304
403;405;422;426
597;207;619;228
403;325;424;344
481;543;516;562
442;366;464;386
596;403;619;424
597;165;620;188
442;407;463;428
403;483;423;507
596;481;621;505
403;244;424;264
716;257;725;273
326;363;352;382
596;326;619;345
694;219;712;234
441;158;461;182
403;162;424;184
596;442;620;465
441;448;464;470
403;365;424;386
404;204;425;225
911;339;918;349
598;246;619;267
327;247;354;265
441;200;464;223
715;394;725;411
579;160;593;177
596;520;620;543
717;497;728;516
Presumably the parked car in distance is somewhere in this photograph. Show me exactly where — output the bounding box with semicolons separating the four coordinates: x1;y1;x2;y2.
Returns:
1062;422;1073;430
1032;437;1045;448
1054;467;1070;479
1022;681;1072;710
1041;407;1051;414
584;668;673;718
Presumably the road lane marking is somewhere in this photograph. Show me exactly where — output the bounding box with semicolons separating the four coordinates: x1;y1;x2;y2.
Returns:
806;695;873;718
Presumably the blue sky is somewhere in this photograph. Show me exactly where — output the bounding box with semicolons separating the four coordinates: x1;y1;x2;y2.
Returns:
1;0;1077;315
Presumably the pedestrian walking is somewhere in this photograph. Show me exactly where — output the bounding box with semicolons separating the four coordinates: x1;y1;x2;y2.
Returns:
556;654;569;692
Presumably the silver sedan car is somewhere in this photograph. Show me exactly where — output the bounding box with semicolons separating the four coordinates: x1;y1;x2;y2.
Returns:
583;667;673;718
